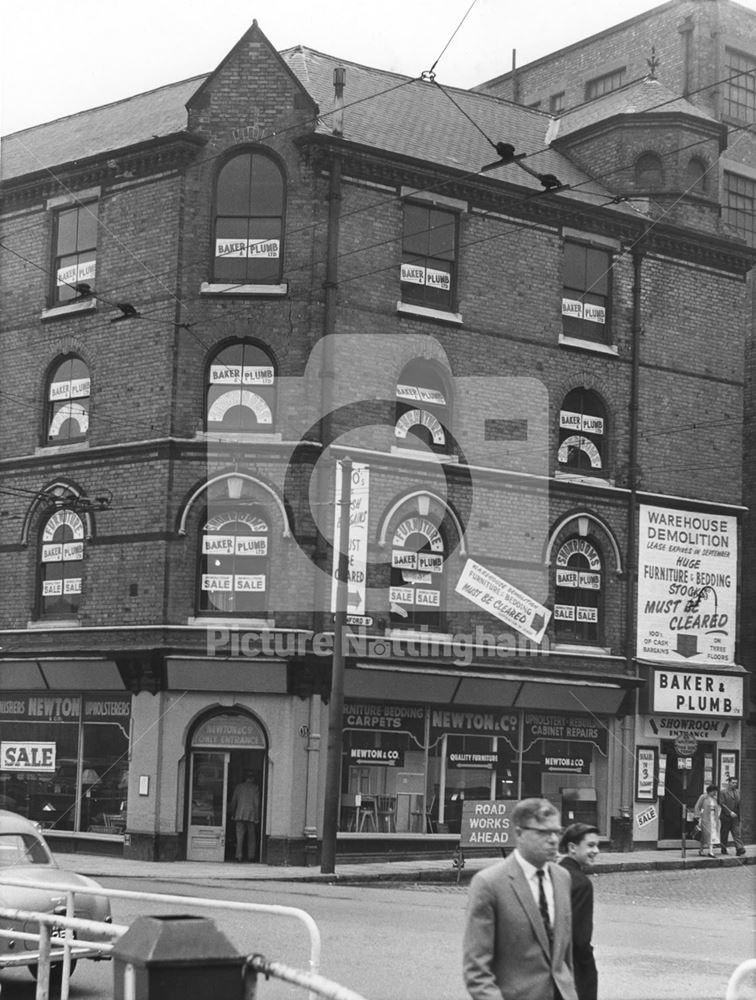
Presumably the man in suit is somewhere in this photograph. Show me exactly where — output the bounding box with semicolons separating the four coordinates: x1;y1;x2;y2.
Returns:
559;823;600;1000
463;797;578;1000
719;777;745;856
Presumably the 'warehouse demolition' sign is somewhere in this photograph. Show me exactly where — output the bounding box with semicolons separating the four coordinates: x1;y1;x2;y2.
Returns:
460;800;516;847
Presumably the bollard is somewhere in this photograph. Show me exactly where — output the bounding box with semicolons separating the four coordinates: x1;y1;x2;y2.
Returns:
112;914;245;1000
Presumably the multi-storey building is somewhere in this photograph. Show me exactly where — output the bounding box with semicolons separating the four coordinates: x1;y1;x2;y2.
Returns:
0;19;751;863
479;0;756;852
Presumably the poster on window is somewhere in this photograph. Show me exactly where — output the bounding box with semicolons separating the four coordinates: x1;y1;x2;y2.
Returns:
636;746;657;801
636;505;737;665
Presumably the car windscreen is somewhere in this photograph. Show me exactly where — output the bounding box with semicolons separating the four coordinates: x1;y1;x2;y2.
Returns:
0;833;51;867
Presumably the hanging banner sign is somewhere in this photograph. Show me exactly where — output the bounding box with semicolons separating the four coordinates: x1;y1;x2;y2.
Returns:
637;505;738;665
455;559;550;643
331;462;370;615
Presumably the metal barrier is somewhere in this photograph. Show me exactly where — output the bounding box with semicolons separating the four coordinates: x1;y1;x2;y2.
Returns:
246;954;369;1000
726;959;756;1000
0;875;327;1000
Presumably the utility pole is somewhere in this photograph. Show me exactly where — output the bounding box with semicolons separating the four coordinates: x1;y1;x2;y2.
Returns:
321;457;352;874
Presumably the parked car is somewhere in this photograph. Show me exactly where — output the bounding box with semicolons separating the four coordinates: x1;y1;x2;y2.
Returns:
0;809;112;981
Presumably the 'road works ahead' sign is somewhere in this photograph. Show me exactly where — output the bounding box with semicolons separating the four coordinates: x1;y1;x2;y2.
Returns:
460;800;517;848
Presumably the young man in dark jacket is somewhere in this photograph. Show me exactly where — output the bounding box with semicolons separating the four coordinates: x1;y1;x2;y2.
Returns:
559;823;600;1000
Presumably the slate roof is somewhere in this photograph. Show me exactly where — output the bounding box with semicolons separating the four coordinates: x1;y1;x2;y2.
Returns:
552;76;721;140
282;46;613;204
1;37;616;209
0;76;206;182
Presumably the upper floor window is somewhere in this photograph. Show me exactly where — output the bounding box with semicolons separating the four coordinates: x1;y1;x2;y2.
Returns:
724;48;756;122
635;152;663;189
553;537;602;644
401;202;457;312
46;357;90;444
549;92;565;114
558;389;606;473
395;360;450;455
585;67;626;101
686;157;707;195
213;150;284;284
206;342;276;434
389;514;445;631
561;242;610;343
724;171;756;247
198;506;270;617
39;508;85;617
53;203;97;305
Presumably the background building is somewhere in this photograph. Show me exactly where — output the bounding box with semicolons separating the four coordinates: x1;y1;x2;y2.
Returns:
0;15;752;862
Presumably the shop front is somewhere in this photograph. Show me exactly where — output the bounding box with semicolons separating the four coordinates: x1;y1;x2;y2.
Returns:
337;658;631;854
0;691;131;838
633;663;746;847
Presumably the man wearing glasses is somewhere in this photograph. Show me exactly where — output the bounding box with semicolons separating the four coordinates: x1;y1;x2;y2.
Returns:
463;797;578;1000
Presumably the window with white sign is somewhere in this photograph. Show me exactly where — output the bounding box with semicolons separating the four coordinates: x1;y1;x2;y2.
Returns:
198;506;270;616
558;388;606;473
39;508;85;618
45;356;91;445
213;149;284;284
395;360;451;455
553;537;602;644
401;202;457;311
52;202;97;305
389;512;446;631
206;341;276;433
562;241;611;343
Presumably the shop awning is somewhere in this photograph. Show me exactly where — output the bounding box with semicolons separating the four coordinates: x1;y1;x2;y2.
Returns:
0;658;124;689
345;662;641;715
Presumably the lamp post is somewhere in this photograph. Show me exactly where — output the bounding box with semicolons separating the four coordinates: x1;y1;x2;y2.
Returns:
321;458;352;874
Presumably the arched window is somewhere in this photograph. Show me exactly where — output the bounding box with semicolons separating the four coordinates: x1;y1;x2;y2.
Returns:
558;389;606;473
686;157;707;194
40;508;85;617
553;537;602;644
198;505;270;616
389;513;445;630
206;342;276;434
45;357;90;444
635;152;663;189
394;360;450;455
213;150;284;284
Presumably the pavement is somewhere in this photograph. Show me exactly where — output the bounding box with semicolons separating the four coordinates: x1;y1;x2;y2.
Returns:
51;843;756;885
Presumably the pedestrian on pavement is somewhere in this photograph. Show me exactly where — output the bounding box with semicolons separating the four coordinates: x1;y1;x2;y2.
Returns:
693;784;721;858
719;777;746;856
229;771;261;862
559;824;600;1000
463;797;578;1000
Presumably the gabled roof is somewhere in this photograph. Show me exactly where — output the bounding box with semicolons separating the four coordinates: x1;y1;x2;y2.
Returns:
1;76;206;182
281;46;613;204
551;76;721;141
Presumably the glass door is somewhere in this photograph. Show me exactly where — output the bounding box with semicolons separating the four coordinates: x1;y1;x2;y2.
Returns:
187;751;228;861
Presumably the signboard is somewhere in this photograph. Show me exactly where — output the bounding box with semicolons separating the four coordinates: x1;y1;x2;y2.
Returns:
636;805;657;829
343;702;426;743
522;711;608;755
429;706;519;744
1;742;57;772
541;741;592;773
455;558;550;643
448;750;499;769
637;505;738;665
718;750;737;783
331;462;370;616
636;746;657;801
460;800;516;848
673;733;698;756
0;695;130;722
347;747;404;767
651;669;743;718
192;714;266;748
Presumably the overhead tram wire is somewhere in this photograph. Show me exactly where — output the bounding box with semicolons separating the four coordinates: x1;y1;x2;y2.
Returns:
4;62;754;329
422;0;480;83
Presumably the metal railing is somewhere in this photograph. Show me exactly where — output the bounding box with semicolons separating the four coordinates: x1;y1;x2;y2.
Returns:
0;875;338;1000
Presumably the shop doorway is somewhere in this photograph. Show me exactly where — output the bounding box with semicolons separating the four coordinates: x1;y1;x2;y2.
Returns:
659;740;715;843
186;710;267;862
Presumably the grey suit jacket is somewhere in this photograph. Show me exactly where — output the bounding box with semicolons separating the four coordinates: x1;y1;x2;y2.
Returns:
463;854;578;1000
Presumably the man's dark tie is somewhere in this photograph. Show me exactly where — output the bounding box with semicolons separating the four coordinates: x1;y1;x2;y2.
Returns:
536;869;554;951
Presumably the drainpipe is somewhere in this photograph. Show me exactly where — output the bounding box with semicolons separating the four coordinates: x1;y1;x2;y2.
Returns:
621;237;647;825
